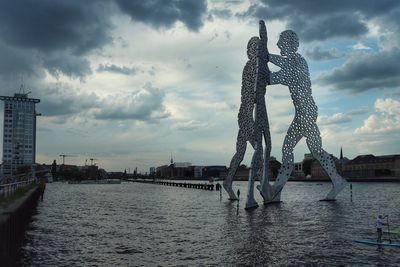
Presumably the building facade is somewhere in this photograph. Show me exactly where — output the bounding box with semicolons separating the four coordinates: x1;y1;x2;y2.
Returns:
0;93;40;177
293;153;400;181
293;162;305;179
342;154;400;179
149;167;156;176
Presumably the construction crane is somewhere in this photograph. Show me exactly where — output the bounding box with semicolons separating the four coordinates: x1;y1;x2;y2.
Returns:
59;154;74;165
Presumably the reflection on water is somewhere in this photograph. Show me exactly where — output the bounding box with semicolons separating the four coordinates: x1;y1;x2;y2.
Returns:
18;181;400;266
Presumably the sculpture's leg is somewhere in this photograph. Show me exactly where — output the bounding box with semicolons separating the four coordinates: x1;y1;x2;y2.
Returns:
306;123;347;201
254;148;264;185
305;126;348;200
316;151;347;200
269;122;302;202
245;141;261;210
223;131;247;200
257;124;272;202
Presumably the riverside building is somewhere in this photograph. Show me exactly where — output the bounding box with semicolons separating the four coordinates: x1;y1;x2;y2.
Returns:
0;92;40;178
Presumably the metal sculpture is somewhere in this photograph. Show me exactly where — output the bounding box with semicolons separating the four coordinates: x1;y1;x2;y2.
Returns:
264;30;348;202
224;22;347;207
222;36;258;201
223;20;271;210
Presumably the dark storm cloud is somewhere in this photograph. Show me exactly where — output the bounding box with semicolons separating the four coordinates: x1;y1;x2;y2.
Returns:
94;82;170;122
0;0;113;54
240;0;399;42
37;85;100;117
317;49;400;93
0;42;39;78
305;46;341;61
114;0;207;31
291;13;367;41
44;53;92;80
97;64;137;75
0;0;209;80
0;0;114;79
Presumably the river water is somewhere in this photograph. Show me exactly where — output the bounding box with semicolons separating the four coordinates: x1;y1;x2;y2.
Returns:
17;181;400;266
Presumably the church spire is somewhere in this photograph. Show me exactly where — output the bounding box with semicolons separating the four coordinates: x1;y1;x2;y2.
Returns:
340;146;343;160
170;152;174;164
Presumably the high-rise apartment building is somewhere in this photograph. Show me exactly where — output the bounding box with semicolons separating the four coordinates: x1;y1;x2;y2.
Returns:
0;93;40;177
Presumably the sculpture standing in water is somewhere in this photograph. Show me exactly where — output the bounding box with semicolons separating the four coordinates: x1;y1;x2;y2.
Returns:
223;20;271;210
263;30;348;202
224;22;347;208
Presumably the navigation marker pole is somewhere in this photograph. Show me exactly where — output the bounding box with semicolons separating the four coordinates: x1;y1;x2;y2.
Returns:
350;184;353;202
237;189;240;215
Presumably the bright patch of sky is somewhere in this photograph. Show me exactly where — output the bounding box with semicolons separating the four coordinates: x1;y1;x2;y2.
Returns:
0;0;399;172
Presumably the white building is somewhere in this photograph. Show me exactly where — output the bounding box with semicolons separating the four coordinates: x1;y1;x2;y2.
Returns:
0;93;40;177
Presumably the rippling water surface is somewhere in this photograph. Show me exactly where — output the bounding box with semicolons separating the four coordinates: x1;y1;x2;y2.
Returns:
18;181;400;266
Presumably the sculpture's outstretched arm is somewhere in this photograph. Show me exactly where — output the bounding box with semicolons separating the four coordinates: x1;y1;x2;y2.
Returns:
258;20;269;62
269;54;285;67
259;20;267;42
267;53;286;85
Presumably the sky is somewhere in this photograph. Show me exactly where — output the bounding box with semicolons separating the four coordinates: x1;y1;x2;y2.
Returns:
0;0;399;173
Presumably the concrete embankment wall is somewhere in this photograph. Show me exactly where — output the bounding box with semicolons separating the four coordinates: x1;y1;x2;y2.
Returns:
0;186;40;265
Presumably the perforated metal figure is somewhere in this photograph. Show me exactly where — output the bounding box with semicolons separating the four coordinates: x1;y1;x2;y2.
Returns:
222;36;258;201
266;30;348;202
245;21;271;209
223;21;271;208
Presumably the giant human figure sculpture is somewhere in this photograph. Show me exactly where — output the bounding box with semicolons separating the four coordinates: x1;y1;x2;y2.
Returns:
261;30;348;202
223;21;271;209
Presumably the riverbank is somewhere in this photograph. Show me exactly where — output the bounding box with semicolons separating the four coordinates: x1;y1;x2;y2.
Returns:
0;186;40;265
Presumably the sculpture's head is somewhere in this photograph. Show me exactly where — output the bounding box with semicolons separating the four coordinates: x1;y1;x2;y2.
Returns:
277;30;299;56
247;36;259;59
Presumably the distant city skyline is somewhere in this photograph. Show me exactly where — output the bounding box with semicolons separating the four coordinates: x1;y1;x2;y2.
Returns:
0;1;399;172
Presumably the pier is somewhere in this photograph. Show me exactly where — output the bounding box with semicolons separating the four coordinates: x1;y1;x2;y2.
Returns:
128;179;216;191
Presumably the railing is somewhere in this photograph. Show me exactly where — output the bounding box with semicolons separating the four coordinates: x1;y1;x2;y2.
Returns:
0;178;37;199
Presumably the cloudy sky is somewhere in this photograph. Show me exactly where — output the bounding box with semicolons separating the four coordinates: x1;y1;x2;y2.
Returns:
0;0;399;173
